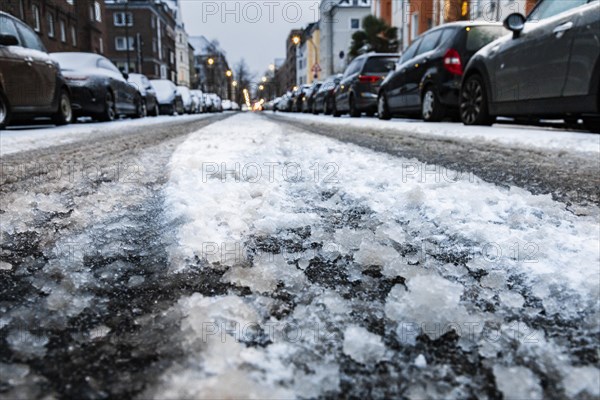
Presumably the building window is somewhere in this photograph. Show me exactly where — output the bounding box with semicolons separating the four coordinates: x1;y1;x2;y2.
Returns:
94;2;102;22
59;19;66;42
152;38;157;53
170;51;174;64
411;13;419;41
99;37;104;53
151;15;156;28
32;5;41;32
66;0;74;4
160;65;167;79
19;0;25;19
47;13;55;37
115;36;134;51
350;18;360;29
114;12;133;26
71;25;77;46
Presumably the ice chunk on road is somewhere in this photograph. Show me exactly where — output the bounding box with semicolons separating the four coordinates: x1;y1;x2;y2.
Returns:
414;354;427;368
562;366;600;398
343;325;386;365
354;238;400;266
492;366;543;400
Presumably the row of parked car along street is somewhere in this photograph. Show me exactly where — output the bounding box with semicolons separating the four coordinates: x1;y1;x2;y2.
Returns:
0;11;237;130
268;0;600;133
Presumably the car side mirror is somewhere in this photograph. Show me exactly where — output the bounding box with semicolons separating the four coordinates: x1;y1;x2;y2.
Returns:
0;34;19;46
122;72;129;80
504;13;526;38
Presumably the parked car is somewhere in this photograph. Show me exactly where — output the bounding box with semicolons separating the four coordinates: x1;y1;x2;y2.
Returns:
378;22;506;122
151;79;184;115
231;101;240;111
334;53;398;118
0;11;72;129
277;93;293;112
292;85;311;112
190;90;204;113
460;0;600;132
208;93;222;112
303;81;322;113
222;99;233;111
177;86;194;114
51;52;143;121
314;74;342;115
128;73;159;117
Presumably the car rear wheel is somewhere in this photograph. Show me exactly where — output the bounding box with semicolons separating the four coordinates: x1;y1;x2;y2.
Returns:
0;89;12;130
133;96;145;119
349;95;361;118
422;87;445;122
332;101;341;118
378;94;391;120
323;99;331;115
460;75;495;126
584;117;600;133
52;88;73;126
99;91;116;122
153;103;160;117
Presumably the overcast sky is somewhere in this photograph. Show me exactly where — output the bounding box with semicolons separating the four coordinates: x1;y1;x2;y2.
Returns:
181;1;320;77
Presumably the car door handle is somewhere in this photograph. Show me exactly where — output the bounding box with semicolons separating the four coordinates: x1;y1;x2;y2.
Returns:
553;21;573;37
25;56;33;64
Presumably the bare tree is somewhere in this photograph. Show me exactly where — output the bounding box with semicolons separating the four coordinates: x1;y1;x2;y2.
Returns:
233;59;255;101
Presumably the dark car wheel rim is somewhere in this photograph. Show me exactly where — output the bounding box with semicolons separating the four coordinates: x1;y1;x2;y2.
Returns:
106;93;116;120
422;90;435;120
461;79;483;124
60;93;72;122
0;97;7;125
378;95;386;117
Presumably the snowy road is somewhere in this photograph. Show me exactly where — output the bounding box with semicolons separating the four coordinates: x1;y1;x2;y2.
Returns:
1;113;598;399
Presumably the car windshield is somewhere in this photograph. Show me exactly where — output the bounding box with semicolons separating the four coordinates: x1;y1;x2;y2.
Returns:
528;0;589;20
51;53;96;70
465;26;508;51
364;57;398;73
151;80;173;92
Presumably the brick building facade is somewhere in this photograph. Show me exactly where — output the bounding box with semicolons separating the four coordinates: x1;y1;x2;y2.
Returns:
104;0;177;81
1;0;107;53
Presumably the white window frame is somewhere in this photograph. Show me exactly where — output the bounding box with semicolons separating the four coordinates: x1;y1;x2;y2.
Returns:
94;2;102;22
47;13;55;37
59;19;66;42
411;13;419;42
114;12;133;27
32;4;41;32
115;36;134;51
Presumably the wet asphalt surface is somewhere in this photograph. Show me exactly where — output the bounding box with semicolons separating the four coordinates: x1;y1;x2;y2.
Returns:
0;113;598;399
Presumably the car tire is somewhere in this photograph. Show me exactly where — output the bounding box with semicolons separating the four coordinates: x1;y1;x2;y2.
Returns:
349;95;361;118
332;101;341;118
171;102;177;116
312;103;318;115
51;88;73;126
323;99;331;115
584;117;600;133
133;96;145;119
153;103;160;117
377;93;391;120
460;75;495;126
0;89;11;130
99;90;116;122
421;86;445;122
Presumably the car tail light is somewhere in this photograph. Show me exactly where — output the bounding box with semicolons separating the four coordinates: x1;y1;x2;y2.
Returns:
443;49;463;75
65;75;89;81
358;75;382;83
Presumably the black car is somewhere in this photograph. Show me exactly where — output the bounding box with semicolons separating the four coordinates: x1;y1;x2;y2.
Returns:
51;52;143;121
460;0;600;132
0;11;72;129
334;53;398;117
128;73;159;117
314;74;342;115
292;85;311;112
378;22;506;122
302;81;322;113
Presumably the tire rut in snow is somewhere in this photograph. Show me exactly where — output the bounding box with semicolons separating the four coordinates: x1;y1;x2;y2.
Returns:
0;115;238;399
265;114;600;211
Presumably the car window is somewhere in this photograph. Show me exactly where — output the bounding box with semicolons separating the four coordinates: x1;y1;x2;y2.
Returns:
400;38;421;63
363;57;399;73
98;58;120;74
437;28;456;48
0;15;20;43
344;59;362;77
15;21;45;51
466;26;507;51
528;0;589;21
415;31;442;55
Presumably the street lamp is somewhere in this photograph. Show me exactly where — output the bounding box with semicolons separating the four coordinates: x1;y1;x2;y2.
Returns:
207;58;215;65
292;36;301;45
259;85;264;91
269;64;275;71
261;76;267;83
232;81;238;87
226;70;232;77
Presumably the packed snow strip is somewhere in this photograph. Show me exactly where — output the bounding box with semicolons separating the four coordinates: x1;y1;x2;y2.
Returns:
157;113;599;398
277;112;600;155
0;114;211;156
